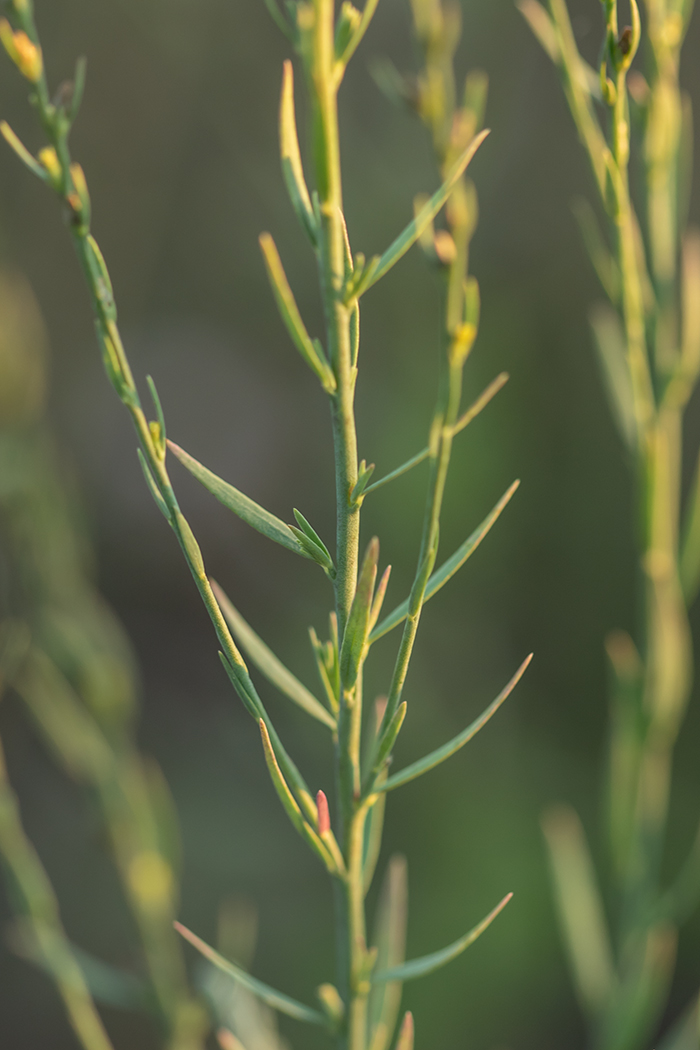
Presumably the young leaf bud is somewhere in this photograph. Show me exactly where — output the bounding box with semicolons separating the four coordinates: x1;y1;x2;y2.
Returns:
316;789;331;834
0;21;42;83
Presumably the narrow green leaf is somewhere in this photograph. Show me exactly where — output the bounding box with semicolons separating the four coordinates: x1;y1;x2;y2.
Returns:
69;56;87;125
589;304;636;450
340;538;379;688
262;0;294;39
604;631;644;882
137;449;171;521
309;626;339;714
146;374;167;455
541;805;616;1018
217;654;319;827
365;373;508;496
355;130;490;299
211;581;336;730
372;702;406;778
369;566;392;632
0;121;49;181
572;198;620;304
516;0;559;61
259;233;336;392
166;440;311;560
292;509;334;567
379;655;532;793
681;230;700;383
280;61;317;245
258;720;339;874
367;856;408;1050
175;923;327;1026
336;0;381;70
372;893;512;983
362;779;386;895
370;481;519;642
219;652;261;721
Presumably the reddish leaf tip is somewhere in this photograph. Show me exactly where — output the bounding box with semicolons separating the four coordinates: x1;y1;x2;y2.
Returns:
316;789;331;834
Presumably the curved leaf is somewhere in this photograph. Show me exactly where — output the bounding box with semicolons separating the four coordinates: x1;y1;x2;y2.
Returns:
167;441;310;559
379;655;532;793
175;923;327;1026
356;130;490;298
372;893;512;984
212;581;336;729
370;481;520;643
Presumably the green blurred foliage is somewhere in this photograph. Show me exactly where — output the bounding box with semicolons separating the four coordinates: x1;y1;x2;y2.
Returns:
0;0;699;1048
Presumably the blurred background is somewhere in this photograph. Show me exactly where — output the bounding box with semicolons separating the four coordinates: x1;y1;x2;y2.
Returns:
0;0;699;1047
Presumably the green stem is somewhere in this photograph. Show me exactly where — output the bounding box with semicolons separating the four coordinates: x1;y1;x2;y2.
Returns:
308;2;364;1045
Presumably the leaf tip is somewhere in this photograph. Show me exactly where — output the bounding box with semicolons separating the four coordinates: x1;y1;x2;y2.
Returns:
316;789;331;834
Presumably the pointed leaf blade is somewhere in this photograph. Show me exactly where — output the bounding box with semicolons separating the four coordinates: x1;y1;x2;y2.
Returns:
372;893;512;983
395;1012;414;1050
167;441;310;559
370;482;519;643
364;373;508;498
541;804;616;1018
259;233;336;392
367;856;408;1050
340;538;379;688
212;582;335;729
358;130;489;298
379;655;532;793
258;720;338;874
280;61;317;245
175;923;327;1026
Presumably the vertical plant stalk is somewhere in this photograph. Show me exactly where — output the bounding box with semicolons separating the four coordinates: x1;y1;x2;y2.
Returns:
520;0;699;1046
1;2;525;1049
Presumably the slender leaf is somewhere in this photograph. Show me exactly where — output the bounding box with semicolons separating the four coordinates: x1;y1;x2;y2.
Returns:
167;441;311;560
309;626;339;714
258;720;339;874
367;856;408;1050
681;230;700;382
336;0;381;69
340;538;379;688
541;804;616;1018
362;780;387;895
370;481;519;642
590;304;636;450
137;449;170;521
292;509;335;570
517;0;559;61
262;0;293;39
379;654;532;793
394;1012;414;1050
372;703;407;778
212;581;335;729
0;121;49;181
69;56;87;125
572;197;620;304
355;130;490;299
175;923;327;1026
372;893;512;983
280;60;316;245
259;233;336;392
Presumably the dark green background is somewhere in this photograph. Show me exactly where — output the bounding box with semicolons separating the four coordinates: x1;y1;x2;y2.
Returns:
1;0;700;1047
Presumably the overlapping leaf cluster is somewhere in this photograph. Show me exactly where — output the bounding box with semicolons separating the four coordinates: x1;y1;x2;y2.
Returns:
0;0;529;1047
